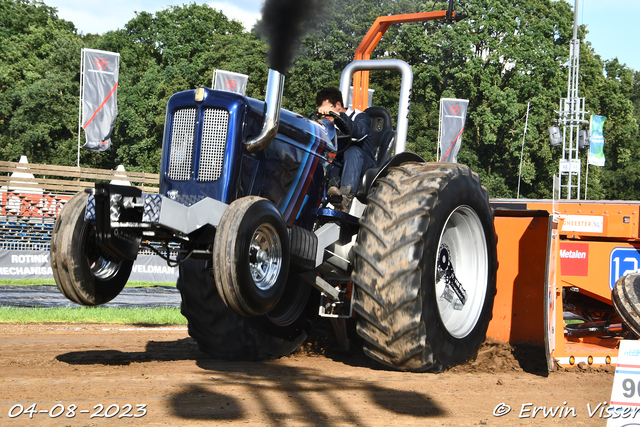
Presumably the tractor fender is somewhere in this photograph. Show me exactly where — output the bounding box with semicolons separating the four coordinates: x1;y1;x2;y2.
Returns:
356;151;425;203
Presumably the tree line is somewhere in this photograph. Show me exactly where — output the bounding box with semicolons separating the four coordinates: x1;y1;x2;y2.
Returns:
0;0;638;199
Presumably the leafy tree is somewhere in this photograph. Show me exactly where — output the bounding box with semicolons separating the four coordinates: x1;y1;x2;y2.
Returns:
0;0;81;166
632;71;640;124
1;0;638;201
586;57;640;200
283;0;577;198
0;0;74;39
286;0;639;200
394;0;578;198
0;1;264;172
282;0;425;114
92;4;258;172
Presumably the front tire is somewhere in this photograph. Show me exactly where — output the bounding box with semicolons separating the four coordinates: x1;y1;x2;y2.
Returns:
213;196;290;317
50;192;132;306
352;162;497;372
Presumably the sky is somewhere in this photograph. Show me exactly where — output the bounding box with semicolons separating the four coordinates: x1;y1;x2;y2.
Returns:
43;0;639;72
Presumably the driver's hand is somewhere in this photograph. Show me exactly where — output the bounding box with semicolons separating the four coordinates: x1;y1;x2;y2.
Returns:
318;102;337;122
318;107;334;121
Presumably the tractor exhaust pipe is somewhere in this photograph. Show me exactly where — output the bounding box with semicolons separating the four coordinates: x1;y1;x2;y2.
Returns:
244;69;285;153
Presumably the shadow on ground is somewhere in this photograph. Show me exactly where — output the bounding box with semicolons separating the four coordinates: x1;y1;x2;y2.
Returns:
56;338;202;365
54;317;552;423
169;360;443;424
56;322;445;424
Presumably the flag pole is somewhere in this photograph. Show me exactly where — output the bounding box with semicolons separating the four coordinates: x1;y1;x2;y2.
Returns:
517;102;530;199
437;99;443;161
585;162;589;200
77;48;84;168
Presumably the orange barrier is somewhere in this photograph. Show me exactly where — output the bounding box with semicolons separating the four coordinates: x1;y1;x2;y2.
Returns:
488;199;640;370
488;212;550;346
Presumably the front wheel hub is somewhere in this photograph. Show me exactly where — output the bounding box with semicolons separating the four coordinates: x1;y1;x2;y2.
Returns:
249;223;282;291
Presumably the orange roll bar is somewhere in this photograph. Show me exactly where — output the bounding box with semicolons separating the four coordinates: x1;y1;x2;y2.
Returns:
352;11;450;110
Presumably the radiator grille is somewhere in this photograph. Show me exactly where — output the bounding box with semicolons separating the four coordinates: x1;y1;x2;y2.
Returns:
198;108;229;181
168;108;197;181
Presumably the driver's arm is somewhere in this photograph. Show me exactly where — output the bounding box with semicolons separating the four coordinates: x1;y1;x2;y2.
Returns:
341;111;370;142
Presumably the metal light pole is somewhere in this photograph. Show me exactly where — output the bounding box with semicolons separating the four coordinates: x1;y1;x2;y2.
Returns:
555;0;589;200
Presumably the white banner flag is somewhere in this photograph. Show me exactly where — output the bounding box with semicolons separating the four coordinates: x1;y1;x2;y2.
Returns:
438;98;469;163
81;48;120;151
213;70;248;96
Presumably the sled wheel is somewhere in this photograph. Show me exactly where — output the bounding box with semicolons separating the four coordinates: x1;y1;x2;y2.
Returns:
50;192;132;306
213;196;290;317
177;258;317;360
612;274;640;337
51;193;85;304
352;162;497;372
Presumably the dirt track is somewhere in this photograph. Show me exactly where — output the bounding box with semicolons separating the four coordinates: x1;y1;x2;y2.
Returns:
0;323;619;426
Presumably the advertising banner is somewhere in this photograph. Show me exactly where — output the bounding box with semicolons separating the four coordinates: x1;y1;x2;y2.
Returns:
129;255;179;283
213;70;248;96
607;340;640;425
439;98;469;163
81;48;120;151
0;251;53;279
0;250;178;283
559;241;589;277
588;115;606;167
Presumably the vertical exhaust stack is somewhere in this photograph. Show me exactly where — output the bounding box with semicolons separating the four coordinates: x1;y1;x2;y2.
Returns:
246;0;327;153
244;69;285;153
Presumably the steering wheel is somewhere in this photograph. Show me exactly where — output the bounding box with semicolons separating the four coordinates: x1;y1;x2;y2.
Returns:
309;110;354;154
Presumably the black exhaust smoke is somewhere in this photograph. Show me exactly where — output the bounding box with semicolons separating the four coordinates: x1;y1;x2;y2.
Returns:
258;0;323;74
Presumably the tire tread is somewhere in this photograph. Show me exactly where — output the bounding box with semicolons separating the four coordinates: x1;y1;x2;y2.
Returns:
353;161;496;372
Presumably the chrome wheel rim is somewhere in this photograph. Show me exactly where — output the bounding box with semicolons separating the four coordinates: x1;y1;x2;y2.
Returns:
85;224;122;280
90;255;123;280
249;223;282;291
434;206;488;339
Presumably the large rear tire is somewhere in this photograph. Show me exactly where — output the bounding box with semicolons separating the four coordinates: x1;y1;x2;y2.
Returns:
178;258;317;360
352;162;497;372
612;273;640;337
50;192;132;306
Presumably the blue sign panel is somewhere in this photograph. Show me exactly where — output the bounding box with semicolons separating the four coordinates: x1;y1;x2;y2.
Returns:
610;247;640;290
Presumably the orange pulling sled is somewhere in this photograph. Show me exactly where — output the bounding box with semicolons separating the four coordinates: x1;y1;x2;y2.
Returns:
488;200;640;370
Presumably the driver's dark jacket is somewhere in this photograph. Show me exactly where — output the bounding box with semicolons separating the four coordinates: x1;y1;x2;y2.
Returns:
340;110;376;161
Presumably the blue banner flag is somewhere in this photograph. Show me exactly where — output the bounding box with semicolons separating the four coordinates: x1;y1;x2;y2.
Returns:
588;115;606;167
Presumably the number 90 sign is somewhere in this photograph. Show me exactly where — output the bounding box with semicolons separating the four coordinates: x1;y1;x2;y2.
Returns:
621;378;640;399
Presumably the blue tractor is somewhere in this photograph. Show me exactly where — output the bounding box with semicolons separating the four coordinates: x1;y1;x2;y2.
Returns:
51;59;497;372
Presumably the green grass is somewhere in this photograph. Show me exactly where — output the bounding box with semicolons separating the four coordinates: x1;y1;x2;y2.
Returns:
0;278;58;286
0;279;176;288
0;280;182;324
0;306;187;324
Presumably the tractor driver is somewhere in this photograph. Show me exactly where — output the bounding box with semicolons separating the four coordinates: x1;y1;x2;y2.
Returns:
315;87;376;212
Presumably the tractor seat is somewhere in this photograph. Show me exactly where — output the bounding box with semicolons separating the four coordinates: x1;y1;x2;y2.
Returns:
364;106;395;166
356;107;395;202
